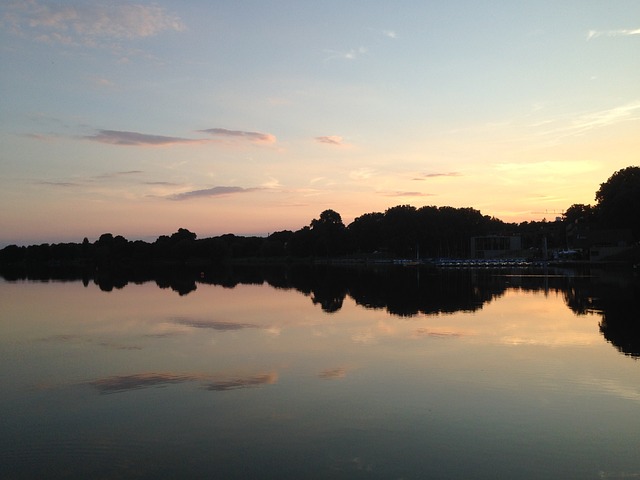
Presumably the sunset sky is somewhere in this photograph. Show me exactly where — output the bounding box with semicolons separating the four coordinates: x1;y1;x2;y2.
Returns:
1;1;639;246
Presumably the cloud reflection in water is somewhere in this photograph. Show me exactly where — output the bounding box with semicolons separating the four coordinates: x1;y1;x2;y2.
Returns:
318;367;347;380
89;371;278;394
173;317;260;331
204;372;278;391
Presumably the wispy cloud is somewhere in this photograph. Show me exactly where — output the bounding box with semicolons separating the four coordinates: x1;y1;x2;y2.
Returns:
198;128;276;144
493;160;599;182
168;186;260;201
536;101;640;139
414;172;462;180
38;170;144;188
2;1;185;47
315;135;346;146
38;180;82;188
88;76;115;88
381;191;435;197
382;30;397;39
82;128;277;147
325;46;367;61
587;28;640;40
95;170;143;179
349;168;376;180
144;181;181;187
84;130;205;146
261;177;282;189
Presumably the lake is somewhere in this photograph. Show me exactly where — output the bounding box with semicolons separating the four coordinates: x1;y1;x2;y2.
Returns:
1;265;639;479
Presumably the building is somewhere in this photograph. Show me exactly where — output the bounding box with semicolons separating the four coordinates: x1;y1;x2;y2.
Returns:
470;236;522;259
566;223;633;261
587;229;633;261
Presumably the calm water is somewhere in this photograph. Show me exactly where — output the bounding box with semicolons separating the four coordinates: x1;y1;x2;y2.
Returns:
1;266;639;479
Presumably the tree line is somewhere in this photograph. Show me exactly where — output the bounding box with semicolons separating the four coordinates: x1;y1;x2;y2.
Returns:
1;166;638;268
0;206;508;267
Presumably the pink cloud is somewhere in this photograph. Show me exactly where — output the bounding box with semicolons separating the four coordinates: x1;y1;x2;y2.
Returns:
84;130;205;146
414;172;462;180
381;191;435;197
199;128;276;144
315;135;345;146
168;186;260;201
3;1;185;46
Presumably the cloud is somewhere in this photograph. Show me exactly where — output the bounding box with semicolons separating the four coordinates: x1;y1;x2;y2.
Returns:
415;172;462;179
168;186;260;201
144;181;181;186
173;317;260;331
383;30;397;39
572;102;640;132
493;160;599;186
84;130;204;146
64;127;277;147
261;177;282;189
88;76;115;88
536;102;640;139
38;180;82;187
198;128;276;144
587;28;640;40
2;1;185;47
38;170;146;190
325;46;367;61
381;191;435;197
24;133;58;142
315;135;345;146
95;170;143;179
349;168;376;180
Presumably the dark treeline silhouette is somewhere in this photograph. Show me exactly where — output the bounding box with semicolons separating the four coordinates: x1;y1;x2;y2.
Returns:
2;166;639;268
0;206;545;268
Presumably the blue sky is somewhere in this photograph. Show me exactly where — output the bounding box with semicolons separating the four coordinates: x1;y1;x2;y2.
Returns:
1;1;639;245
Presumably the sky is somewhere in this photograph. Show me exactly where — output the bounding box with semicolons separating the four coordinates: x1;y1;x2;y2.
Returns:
1;0;639;246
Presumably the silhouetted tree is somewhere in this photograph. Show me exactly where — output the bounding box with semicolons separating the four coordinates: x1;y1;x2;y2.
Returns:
563;203;595;225
171;228;197;242
348;212;385;254
310;209;346;257
383;205;418;257
288;226;314;257
262;230;292;257
595;166;640;238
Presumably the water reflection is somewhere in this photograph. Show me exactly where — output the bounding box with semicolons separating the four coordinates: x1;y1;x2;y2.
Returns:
593;277;640;358
3;264;639;357
2;266;640;479
89;371;278;394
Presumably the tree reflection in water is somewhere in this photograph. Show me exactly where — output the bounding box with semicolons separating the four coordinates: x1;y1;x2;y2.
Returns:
2;264;639;357
593;276;640;358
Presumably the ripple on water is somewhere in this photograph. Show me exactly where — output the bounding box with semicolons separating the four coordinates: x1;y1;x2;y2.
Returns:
0;435;167;479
